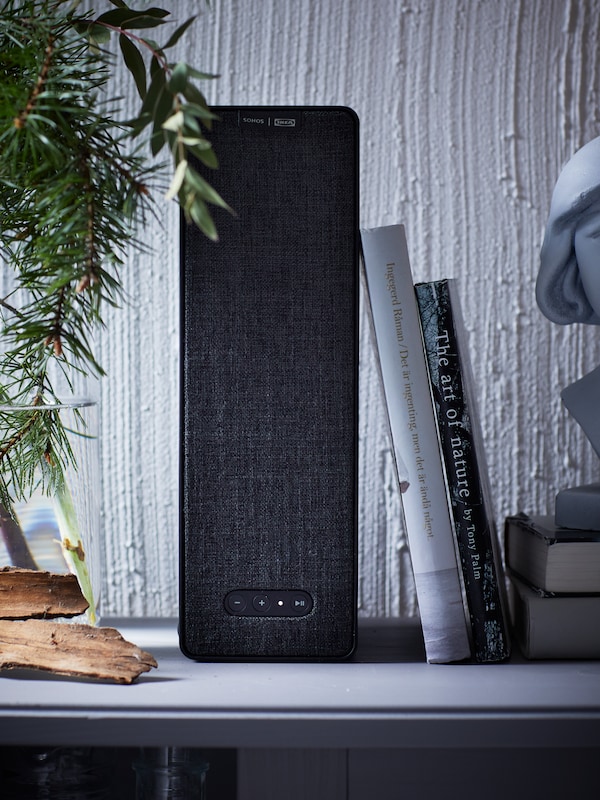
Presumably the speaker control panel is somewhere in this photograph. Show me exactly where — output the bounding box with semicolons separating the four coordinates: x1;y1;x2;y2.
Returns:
225;590;313;617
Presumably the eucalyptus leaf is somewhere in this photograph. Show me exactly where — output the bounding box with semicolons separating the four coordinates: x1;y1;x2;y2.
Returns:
121;13;169;31
150;127;166;157
185;65;219;81
97;9;145;27
162;109;184;132
182;101;218;123
139;8;170;20
165;157;188;200
143;38;161;59
185;166;231;211
188;196;218;241
180;112;202;136
181;136;211;148
149;51;163;76
140;67;166;116
168;62;188;94
119;34;146;99
88;23;111;44
163;15;197;49
150;84;175;154
189;143;218;170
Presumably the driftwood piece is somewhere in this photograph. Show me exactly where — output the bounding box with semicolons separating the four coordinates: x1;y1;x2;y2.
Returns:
0;567;89;619
0;619;158;684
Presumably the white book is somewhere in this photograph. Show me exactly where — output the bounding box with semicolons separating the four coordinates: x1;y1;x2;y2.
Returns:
360;224;471;663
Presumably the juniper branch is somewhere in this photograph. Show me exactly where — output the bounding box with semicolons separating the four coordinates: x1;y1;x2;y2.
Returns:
0;0;223;525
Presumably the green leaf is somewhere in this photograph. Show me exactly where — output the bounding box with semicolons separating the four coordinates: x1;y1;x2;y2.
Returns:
152;82;175;130
189;143;218;169
122;12;170;31
180;111;202;136
97;9;142;27
162;127;177;152
168;62;188;95
165;158;188;201
181;83;209;107
181;88;218;129
88;23;111;44
163;16;197;49
97;8;170;28
149;52;162;76
181;136;211;148
188;196;218;241
141;8;171;20
54;482;97;625
150;127;166;157
162;110;184;132
140;67;166;116
186;66;220;81
71;21;94;37
185;167;232;211
143;38;162;57
182;101;218;123
119;34;147;100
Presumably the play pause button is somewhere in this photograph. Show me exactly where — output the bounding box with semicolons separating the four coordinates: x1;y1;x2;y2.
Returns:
291;596;308;615
224;590;313;617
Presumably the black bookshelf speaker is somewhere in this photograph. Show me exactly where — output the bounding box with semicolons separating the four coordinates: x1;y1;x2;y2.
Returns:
180;107;359;660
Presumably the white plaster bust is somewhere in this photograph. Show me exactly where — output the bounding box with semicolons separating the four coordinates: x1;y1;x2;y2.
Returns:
537;135;600;325
537;137;600;522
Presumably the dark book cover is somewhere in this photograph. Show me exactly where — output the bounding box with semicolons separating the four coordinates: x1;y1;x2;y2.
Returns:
415;279;511;662
509;571;600;659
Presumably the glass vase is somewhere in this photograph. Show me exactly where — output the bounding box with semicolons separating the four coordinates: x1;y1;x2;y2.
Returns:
1;747;110;799
0;400;101;625
133;748;210;800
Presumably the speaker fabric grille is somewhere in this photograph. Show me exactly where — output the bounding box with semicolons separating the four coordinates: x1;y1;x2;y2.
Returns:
180;108;358;659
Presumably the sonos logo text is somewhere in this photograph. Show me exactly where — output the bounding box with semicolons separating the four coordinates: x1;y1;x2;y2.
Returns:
238;111;300;131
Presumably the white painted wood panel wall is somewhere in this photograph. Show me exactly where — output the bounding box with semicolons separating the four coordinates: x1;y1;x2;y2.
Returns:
4;0;600;617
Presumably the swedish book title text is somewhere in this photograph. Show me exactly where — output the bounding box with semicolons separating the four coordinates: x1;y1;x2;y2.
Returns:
386;262;433;539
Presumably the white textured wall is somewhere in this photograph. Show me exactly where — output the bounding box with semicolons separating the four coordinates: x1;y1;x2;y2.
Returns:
90;0;600;617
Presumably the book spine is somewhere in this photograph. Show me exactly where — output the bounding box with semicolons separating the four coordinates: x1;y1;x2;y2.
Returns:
509;571;600;659
415;279;511;662
360;225;471;664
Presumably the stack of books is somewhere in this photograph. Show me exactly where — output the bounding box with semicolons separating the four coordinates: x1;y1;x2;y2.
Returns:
360;224;511;664
505;513;600;658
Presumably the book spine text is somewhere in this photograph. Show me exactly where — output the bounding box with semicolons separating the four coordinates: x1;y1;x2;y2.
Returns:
360;226;471;663
416;279;510;662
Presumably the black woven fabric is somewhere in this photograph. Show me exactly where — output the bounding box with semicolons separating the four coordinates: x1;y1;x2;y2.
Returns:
180;108;358;659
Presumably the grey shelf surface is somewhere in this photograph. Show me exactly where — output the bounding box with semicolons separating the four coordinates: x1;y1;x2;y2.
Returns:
1;617;599;750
